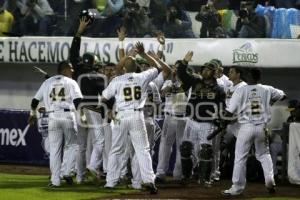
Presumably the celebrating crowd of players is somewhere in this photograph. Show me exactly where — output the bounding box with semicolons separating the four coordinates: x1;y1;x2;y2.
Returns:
28;16;286;196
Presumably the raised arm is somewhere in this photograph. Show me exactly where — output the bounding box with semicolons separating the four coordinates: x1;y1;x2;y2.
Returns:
117;26;126;59
156;32;165;59
135;42;161;71
70;17;90;70
176;51;200;91
148;50;172;80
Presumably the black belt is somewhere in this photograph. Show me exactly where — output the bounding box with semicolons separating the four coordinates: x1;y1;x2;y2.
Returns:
165;112;185;118
191;118;214;123
48;109;71;113
115;108;143;114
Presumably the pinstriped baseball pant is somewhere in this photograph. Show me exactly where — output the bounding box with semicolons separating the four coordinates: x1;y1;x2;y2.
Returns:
76;125;93;182
106;110;155;187
232;123;274;192
119;117;156;180
48;112;77;186
103;121;113;174
85;109;105;172
156;114;186;179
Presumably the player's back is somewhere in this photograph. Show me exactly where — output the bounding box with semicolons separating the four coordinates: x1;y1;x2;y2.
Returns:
108;68;158;112
39;75;79;111
233;84;280;124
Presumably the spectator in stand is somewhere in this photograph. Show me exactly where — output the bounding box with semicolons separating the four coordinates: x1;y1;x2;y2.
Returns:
234;0;266;38
136;0;150;13
101;0;123;17
149;0;167;31
0;0;14;36
122;0;156;37
196;1;228;38
96;0;123;37
162;2;195;38
16;0;55;35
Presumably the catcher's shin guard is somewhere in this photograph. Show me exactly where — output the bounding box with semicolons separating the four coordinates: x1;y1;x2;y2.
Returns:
198;144;213;184
180;141;194;180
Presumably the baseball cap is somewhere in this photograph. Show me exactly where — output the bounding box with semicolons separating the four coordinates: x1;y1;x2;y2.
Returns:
209;59;222;68
203;61;217;71
287;99;299;112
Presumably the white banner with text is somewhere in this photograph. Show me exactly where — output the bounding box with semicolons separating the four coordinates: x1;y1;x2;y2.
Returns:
0;37;299;67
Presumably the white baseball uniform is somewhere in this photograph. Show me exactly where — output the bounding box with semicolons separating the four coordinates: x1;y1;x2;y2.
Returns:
34;75;83;186
226;84;285;193
119;72;164;181
103;68;158;187
156;79;188;180
217;74;233;89
212;74;233;179
224;81;247;139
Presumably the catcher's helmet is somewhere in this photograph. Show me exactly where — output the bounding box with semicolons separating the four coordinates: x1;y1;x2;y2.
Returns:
79;10;95;25
82;52;102;69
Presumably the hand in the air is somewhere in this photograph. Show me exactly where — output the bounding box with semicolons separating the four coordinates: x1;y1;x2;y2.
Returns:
156;32;165;45
77;17;90;35
117;26;126;41
184;51;193;63
147;50;159;60
135;42;145;54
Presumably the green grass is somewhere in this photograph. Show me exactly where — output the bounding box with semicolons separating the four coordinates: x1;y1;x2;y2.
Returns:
0;173;134;200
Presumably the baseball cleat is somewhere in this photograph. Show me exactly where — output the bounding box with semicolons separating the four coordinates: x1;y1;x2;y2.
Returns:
103;183;116;189
86;168;100;183
155;176;166;184
142;183;158;194
266;185;276;194
47;183;60;188
63;176;73;185
221;187;243;196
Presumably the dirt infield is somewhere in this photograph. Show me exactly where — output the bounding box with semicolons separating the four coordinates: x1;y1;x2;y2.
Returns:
0;164;49;175
1;164;300;200
110;181;300;199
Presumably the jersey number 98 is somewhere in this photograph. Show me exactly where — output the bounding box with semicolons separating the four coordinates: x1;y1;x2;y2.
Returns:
123;86;141;101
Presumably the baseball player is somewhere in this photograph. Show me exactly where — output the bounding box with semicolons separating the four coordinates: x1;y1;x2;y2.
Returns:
209;59;233;182
116;33;168;183
220;66;247;177
176;52;226;187
70;17;107;183
222;68;286;196
28;61;83;187
155;65;188;182
102;42;170;194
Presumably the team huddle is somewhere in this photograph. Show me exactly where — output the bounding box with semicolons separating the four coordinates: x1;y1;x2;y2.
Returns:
28;18;286;196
